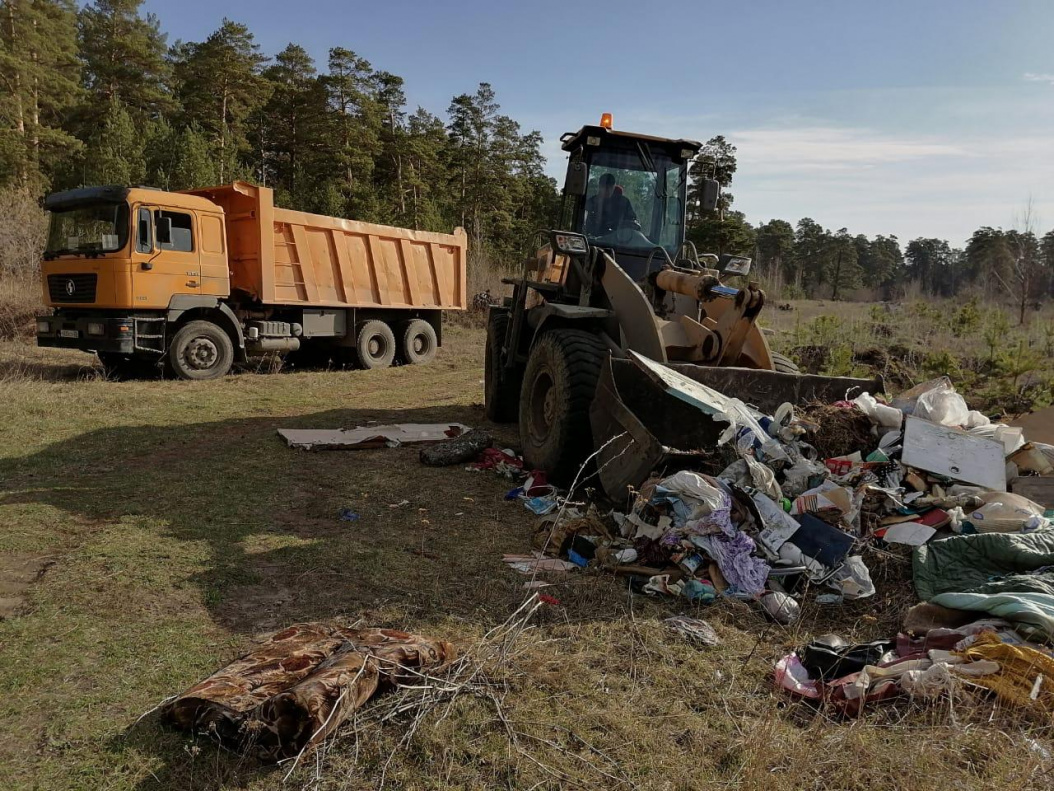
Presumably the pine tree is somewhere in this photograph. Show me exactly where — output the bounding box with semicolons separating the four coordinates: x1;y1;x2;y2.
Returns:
77;0;172;125
75;96;144;185
320;47;382;219
172;19;269;183
0;0;81;190
259;44;326;208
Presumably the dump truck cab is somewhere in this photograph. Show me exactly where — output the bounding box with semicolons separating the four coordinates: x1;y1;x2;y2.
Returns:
36;186;235;374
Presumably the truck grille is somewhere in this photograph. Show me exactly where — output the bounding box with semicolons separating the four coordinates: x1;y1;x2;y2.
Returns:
48;274;97;303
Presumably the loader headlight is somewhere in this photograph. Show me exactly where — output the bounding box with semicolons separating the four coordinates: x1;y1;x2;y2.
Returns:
87;322;106;336
719;254;752;276
36;320;50;334
551;231;589;256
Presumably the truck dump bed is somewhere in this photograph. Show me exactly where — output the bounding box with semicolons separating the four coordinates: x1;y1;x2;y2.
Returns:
184;182;466;310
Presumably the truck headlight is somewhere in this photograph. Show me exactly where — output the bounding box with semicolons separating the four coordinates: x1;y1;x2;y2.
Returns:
87;322;105;336
36;320;50;334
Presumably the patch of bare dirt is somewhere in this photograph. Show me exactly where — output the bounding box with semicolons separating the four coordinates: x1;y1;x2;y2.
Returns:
0;554;55;619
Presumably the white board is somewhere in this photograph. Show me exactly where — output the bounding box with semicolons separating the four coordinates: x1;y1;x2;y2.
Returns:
902;415;1006;491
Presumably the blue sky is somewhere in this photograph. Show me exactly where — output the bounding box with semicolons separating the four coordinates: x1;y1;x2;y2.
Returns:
143;0;1054;245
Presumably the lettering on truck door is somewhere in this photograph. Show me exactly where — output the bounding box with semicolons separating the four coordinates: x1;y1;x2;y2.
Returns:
132;205;200;308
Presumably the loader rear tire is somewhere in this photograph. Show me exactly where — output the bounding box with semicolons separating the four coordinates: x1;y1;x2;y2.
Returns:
519;329;607;484
484;310;521;423
771;351;800;374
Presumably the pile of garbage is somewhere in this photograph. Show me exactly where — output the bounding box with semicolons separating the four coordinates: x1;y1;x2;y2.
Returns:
476;372;1054;712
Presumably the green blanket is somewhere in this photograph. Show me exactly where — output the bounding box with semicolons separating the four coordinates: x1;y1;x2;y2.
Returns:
913;531;1054;641
913;531;1054;600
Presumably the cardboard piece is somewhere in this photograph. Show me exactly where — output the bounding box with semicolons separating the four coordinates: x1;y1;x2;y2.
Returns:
1010;477;1054;510
278;423;470;450
902;415;1007;491
882;522;937;546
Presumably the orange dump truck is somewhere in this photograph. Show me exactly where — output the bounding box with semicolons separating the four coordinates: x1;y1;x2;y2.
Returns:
35;181;467;379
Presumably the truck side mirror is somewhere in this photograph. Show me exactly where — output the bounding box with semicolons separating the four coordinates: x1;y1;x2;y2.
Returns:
701;179;721;213
564;157;588;197
156;215;172;246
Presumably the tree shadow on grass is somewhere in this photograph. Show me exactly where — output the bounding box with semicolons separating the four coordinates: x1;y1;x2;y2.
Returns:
0;402;599;789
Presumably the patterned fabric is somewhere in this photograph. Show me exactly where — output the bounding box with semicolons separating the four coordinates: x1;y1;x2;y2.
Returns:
166;623;456;761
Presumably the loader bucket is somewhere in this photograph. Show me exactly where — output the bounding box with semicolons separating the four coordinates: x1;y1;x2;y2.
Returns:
589;355;885;500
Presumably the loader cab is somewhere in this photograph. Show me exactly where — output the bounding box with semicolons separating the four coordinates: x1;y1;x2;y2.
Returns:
559;123;702;282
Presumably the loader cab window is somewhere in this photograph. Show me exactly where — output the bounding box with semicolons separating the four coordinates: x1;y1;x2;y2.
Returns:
155;210;194;252
577;147;687;255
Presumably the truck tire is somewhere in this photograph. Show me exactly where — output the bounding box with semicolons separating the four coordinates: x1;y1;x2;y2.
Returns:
98;352;158;381
355;320;396;369
519;329;607;484
165;320;234;381
771;351;800;374
484;310;521;423
400;319;437;365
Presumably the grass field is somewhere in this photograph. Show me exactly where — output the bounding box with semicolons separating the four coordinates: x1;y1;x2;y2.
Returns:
1;320;1053;790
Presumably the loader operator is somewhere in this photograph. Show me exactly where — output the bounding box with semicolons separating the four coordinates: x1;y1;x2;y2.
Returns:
585;173;640;238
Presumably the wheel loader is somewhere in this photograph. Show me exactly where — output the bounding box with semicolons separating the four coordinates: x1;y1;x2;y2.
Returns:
485;116;880;493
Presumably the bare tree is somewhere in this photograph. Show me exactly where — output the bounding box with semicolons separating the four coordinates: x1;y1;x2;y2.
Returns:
1003;198;1044;325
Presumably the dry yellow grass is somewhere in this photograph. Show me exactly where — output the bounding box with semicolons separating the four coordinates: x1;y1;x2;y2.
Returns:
1;322;1053;790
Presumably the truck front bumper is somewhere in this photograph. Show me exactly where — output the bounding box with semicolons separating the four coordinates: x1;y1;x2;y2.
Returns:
36;314;137;354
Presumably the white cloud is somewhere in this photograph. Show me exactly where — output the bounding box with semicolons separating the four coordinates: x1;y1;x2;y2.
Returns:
729;126;970;175
1024;72;1054;85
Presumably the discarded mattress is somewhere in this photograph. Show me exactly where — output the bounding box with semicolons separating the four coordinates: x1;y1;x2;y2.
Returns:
165;622;456;761
278;423;470;450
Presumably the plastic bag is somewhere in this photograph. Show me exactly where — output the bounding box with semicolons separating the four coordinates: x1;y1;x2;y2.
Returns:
658;470;725;513
912;378;970;427
964;491;1049;534
853;392;903;429
826;555;875;599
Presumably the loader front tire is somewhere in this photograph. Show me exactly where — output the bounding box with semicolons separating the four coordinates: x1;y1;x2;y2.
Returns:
771;351;800;374
484;310;521;423
519;329;607;484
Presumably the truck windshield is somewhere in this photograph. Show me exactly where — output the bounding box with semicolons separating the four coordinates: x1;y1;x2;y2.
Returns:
579;147;686;254
44;203;130;259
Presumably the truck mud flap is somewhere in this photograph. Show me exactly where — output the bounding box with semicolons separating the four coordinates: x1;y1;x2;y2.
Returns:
589;355;884;500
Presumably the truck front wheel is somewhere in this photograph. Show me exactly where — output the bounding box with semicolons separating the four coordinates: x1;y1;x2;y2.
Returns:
166;320;234;381
519;329;607;484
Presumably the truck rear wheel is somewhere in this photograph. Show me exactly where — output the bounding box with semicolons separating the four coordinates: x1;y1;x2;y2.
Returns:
400;319;437;364
519;329;607;484
355;320;396;369
165;320;234;381
484;310;521;423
